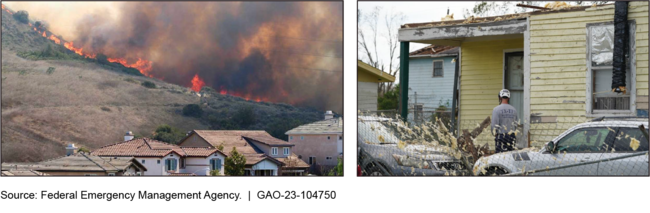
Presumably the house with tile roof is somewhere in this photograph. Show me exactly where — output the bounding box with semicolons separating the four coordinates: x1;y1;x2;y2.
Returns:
286;111;343;175
178;130;310;176
91;136;227;176
407;45;459;123
2;152;146;176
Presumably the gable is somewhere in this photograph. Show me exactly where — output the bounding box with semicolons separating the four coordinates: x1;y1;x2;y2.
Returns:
178;133;213;148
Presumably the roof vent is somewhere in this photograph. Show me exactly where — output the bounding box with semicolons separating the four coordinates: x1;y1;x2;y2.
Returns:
124;131;134;141
65;144;77;156
324;110;334;120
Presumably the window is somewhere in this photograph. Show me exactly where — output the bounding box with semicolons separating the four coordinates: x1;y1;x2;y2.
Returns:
611;128;649;152
141;160;145;164
433;60;443;77
244;170;252;176
157;160;160;164
165;159;177;171
327;136;331;140
283;147;290;156
326;156;332;160
339;136;342;140
290;136;293;140
308;156;316;165
301;136;304;140
587;21;636;114
180;158;186;169
210;158;222;171
556;127;614;153
272;147;278;155
108;173;115;176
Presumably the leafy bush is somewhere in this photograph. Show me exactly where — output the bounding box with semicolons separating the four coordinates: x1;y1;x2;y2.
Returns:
378;84;399;110
141;81;156;89
182;104;203;118
96;53;109;65
17;44;75;60
210;169;222;176
100;106;111;112
77;147;91;154
12;10;29;24
152;124;186;144
327;158;343;176
34;21;48;30
225;147;246;176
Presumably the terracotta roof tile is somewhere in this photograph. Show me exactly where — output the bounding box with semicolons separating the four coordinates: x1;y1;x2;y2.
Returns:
92;137;223;158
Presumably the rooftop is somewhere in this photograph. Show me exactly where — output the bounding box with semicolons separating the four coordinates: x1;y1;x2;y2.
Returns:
2;153;145;173
409;45;459;57
286;117;343;135
92;137;225;158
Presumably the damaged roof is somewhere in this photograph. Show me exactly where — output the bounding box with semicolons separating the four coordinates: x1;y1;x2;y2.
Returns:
409;45;459;57
401;4;609;29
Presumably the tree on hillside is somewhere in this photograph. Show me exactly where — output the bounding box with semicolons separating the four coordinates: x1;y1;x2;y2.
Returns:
224;147;246;176
12;10;29;24
358;7;405;96
235;106;256;127
182;104;203;118
152;124;186;144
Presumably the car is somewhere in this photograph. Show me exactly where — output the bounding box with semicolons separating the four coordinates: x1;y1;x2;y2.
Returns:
357;116;470;176
473;118;649;176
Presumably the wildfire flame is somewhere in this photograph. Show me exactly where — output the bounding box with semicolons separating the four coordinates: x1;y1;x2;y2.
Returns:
107;58;154;77
48;35;61;44
63;41;84;55
190;74;205;92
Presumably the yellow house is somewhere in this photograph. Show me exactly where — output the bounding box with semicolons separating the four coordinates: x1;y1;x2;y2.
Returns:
398;2;648;149
357;60;396;112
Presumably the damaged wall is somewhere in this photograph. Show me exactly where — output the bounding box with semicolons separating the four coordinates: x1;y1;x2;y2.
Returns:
528;1;648;144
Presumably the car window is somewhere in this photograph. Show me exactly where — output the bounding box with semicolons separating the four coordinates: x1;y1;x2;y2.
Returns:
556;127;613;153
611;128;649;152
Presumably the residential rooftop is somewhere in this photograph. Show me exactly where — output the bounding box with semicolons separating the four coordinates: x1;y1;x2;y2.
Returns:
286;117;343;135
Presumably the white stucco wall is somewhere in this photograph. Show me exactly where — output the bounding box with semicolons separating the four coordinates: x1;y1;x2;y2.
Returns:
136;157;164;176
181;153;226;176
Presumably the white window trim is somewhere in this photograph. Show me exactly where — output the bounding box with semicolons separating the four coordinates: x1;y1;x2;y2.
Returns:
585;21;636;117
283;147;289;156
432;59;444;77
271;147;278;155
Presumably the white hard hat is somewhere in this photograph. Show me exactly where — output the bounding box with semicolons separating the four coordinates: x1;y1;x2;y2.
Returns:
499;89;510;98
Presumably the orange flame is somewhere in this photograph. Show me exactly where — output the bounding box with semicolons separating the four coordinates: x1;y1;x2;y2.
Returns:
42;31;46;37
64;41;84;55
108;57;154;77
219;86;227;95
190;74;205;92
48;35;61;44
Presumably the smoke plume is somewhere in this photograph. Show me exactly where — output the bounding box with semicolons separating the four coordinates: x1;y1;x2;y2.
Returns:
6;2;343;112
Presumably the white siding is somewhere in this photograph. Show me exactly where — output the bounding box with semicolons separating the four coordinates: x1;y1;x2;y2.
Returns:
251;159;279;176
358;81;378;111
408;57;456;116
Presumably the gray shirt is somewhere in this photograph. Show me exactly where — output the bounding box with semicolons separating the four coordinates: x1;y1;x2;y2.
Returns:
491;104;518;135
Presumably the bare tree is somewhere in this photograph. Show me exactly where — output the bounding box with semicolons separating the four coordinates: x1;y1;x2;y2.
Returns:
358;7;405;96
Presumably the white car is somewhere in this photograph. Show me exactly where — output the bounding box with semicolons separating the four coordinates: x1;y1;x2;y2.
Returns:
473;118;648;176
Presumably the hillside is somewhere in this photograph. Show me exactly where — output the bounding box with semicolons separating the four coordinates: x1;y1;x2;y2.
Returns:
1;7;323;162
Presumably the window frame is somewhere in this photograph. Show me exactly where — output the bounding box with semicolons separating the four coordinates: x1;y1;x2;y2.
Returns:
271;147;278;155
585;21;637;116
555;127;614;153
165;158;177;171
209;158;222;171
283;147;290;156
432;59;444;78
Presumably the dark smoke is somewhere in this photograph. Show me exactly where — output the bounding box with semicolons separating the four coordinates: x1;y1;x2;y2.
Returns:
70;2;343;112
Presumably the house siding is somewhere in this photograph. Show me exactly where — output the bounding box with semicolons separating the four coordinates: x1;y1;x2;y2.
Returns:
459;37;524;149
528;2;649;146
358;81;378;111
407;56;456;122
288;134;340;166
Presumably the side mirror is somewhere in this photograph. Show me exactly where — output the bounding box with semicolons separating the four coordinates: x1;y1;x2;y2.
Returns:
545;142;556;153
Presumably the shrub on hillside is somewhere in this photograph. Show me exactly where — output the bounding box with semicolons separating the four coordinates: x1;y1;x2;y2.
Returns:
152;124;186;144
13;10;29;24
141;81;156;89
235;107;256;127
182;104;203;118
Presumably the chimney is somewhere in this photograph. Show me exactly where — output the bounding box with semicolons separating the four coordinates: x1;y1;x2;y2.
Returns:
66;144;77;156
324;110;334;120
124;131;134;141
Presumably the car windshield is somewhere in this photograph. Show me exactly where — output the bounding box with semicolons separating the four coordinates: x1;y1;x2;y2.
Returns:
357;118;401;145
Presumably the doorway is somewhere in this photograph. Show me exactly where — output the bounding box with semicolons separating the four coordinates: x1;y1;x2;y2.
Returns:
504;51;524;146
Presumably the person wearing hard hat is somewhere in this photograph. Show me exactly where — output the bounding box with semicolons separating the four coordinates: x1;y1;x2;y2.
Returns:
491;89;518;153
